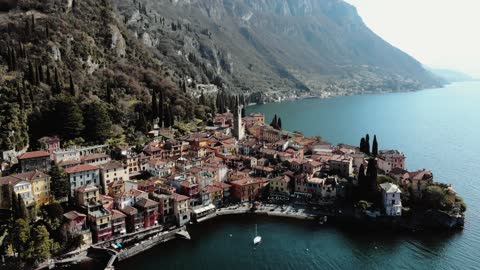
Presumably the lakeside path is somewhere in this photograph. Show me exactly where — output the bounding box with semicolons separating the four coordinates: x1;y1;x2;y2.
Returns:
199;203;327;222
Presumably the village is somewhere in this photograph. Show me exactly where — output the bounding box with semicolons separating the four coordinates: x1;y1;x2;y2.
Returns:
0;104;465;268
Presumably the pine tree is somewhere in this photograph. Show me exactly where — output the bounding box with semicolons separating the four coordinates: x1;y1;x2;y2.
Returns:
83;102;113;143
69;73;75;96
372;135;378;156
32;225;53;263
52;97;84;139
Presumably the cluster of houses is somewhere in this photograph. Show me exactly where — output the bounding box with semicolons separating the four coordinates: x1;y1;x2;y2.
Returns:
0;106;439;246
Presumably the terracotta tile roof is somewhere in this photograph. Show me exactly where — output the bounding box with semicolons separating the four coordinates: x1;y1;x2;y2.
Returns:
173;193;189;202
0;170;49;185
75;184;99;193
120;206;138;215
19;151;50;160
65;164;99;174
99;161;125;171
63;211;86;220
112;209;127;220
206;185;222;193
135;198;159;208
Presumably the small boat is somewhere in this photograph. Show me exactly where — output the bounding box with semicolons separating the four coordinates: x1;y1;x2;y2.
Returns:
253;224;262;245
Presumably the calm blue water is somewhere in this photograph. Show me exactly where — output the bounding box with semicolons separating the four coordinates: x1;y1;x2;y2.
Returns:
72;82;480;270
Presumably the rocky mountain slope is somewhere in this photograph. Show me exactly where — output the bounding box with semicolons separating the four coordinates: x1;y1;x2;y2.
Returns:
114;0;443;102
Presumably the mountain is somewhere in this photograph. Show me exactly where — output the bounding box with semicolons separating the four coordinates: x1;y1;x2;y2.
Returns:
428;68;474;83
113;0;442;102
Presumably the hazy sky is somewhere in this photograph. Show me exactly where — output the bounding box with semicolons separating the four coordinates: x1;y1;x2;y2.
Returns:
345;0;480;78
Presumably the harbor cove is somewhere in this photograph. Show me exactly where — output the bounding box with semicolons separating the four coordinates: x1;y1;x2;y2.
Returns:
65;82;478;270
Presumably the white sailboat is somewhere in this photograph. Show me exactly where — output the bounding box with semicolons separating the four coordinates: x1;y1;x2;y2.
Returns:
253;224;262;245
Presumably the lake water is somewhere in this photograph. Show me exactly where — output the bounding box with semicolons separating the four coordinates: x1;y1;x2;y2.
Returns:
72;82;480;269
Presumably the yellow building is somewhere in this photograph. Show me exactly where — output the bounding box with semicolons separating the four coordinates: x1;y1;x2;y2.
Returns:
11;170;52;206
270;175;291;196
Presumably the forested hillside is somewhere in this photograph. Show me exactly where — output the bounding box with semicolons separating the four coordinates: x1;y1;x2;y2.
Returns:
0;0;206;151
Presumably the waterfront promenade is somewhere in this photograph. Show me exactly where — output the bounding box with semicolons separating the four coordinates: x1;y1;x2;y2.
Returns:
198;203;323;223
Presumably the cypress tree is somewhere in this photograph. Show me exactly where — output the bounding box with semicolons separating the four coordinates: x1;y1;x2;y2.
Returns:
152;90;159;120
28;61;36;85
11;192;19;219
360;137;365;153
159;90;164;127
270;114;278;129
18;195;28;221
372;135;378;157
106;83;112;104
54;68;61;94
31;14;35;33
169;105;175;127
7;47;12;71
366;158;378;195
17;83;24;110
241;107;245;118
25;18;30;36
365;134;371;155
69;73;75;96
12;47;17;70
37;64;44;83
199;91;206;106
46;67;51;85
278;117;282;130
29;82;34;104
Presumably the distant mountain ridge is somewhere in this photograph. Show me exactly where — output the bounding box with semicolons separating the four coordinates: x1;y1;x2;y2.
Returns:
428;68;474;83
114;0;442;101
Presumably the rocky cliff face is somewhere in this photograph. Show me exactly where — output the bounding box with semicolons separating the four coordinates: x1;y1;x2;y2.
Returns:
114;0;442;102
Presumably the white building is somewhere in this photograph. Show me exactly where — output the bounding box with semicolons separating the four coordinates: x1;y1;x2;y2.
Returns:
233;104;245;140
65;164;101;196
146;160;173;178
379;183;402;216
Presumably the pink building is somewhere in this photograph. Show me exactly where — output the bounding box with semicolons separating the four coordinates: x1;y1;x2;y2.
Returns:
377;150;406;174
